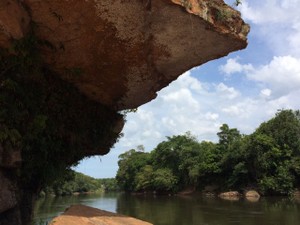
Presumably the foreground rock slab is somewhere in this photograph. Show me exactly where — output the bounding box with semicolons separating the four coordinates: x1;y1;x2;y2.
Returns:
49;205;153;225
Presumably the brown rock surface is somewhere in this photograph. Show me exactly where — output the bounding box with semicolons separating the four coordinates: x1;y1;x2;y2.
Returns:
50;205;153;225
0;0;249;110
0;0;30;47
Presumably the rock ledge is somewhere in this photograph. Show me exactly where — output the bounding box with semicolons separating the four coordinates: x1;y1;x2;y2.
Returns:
50;204;153;225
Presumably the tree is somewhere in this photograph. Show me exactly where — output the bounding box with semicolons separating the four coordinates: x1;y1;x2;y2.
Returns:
152;168;177;192
135;165;154;191
256;110;300;155
116;149;150;191
245;133;294;194
217;124;241;150
196;141;221;187
151;133;199;189
245;110;300;194
216;124;247;189
116;110;300;195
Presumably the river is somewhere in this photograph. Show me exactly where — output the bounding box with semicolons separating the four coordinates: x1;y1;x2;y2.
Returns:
33;192;300;225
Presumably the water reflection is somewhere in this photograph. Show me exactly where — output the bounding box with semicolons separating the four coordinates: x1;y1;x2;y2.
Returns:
116;194;300;225
34;193;300;225
33;193;118;224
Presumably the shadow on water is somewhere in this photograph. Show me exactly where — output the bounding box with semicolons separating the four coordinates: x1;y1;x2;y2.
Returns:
33;192;118;224
34;193;300;225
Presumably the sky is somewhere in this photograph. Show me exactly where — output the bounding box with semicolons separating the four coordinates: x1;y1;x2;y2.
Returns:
75;0;300;178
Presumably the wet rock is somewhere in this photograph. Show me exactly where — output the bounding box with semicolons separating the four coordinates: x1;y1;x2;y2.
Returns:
245;190;260;198
244;190;260;202
219;191;241;201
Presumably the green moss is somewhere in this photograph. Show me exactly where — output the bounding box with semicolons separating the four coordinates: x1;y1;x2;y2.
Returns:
0;27;123;190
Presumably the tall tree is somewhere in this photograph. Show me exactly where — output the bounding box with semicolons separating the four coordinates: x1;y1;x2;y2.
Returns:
116;149;150;191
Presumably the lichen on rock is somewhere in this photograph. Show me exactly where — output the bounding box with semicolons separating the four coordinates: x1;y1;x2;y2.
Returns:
172;0;249;39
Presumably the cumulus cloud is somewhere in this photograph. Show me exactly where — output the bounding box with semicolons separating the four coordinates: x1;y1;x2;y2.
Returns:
239;0;300;56
117;72;219;150
116;70;299;153
219;58;253;76
241;0;300;24
247;56;300;97
215;83;240;99
260;88;272;98
239;1;288;24
219;55;300;98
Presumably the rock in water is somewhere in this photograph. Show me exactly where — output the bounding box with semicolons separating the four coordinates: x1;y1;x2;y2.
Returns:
49;205;153;225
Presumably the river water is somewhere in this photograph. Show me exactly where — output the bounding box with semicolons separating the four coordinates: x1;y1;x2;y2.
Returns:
33;192;300;225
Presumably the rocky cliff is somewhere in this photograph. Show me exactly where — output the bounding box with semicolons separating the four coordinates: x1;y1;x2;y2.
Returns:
0;0;249;225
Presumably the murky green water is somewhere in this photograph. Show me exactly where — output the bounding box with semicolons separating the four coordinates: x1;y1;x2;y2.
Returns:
34;193;300;225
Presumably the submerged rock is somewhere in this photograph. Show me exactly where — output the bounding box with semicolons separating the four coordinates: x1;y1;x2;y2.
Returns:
50;204;152;225
245;190;260;202
292;190;300;202
245;190;260;198
219;191;241;201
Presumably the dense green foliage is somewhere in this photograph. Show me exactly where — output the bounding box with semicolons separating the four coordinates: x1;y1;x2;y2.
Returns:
116;110;300;195
0;28;122;191
41;171;119;196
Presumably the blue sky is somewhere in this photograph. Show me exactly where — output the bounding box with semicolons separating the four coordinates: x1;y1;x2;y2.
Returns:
75;0;300;178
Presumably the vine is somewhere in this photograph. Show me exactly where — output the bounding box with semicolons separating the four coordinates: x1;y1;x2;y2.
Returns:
0;25;123;190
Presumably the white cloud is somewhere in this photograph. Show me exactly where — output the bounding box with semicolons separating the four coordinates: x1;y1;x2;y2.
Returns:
240;0;300;56
205;112;219;121
219;58;253;76
115;70;299;154
239;0;300;24
215;83;240;99
247;56;300;97
219;55;300;98
260;88;272;98
239;1;287;24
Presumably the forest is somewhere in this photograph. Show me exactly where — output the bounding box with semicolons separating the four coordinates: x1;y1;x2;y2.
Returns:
116;109;300;195
41;171;119;196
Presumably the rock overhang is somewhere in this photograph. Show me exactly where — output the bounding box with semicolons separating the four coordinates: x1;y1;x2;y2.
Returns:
0;0;249;110
0;2;249;222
